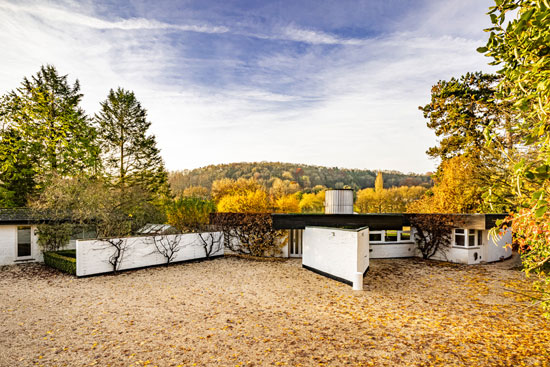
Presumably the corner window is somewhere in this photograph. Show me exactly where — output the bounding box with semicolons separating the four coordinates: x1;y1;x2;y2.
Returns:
454;229;465;247
17;226;32;257
454;229;479;247
468;230;476;247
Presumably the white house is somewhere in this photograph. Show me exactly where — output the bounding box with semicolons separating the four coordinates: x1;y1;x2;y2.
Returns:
0;209;42;266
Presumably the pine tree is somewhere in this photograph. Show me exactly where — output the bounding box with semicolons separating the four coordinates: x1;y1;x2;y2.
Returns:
0;65;99;206
95;88;168;196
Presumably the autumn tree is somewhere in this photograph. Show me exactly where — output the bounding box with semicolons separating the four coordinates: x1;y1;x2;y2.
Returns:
182;185;210;199
0;65;99;206
408;156;485;213
357;185;427;213
274;194;301;213
166;196;216;233
211;177;264;202
480;0;550;316
211;213;286;257
95;88;168;195
217;189;271;213
299;191;325;213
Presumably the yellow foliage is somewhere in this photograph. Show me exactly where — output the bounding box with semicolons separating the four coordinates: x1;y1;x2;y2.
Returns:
299;191;325;213
211;178;264;202
274;194;300;213
356;186;426;213
217;189;271;213
408;155;483;213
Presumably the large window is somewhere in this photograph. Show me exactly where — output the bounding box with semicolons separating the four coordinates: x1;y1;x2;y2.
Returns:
454;229;480;247
17;226;32;257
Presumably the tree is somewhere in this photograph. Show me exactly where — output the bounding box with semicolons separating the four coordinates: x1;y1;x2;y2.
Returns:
211;177;264;202
375;171;384;193
407;156;485;213
31;174;164;272
211;213;286;257
166;197;216;233
0;65;99;206
182;186;210;199
356;186;427;213
299;191;325;213
274;194;300;213
420;72;518;160
409;214;459;260
480;0;550;316
95;88;168;195
216;189;271;213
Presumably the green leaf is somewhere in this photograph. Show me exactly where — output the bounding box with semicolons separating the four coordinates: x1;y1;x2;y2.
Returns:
535;205;548;218
477;46;488;53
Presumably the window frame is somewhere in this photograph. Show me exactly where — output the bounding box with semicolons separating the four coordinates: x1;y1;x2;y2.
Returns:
15;226;33;259
369;230;414;244
453;228;480;248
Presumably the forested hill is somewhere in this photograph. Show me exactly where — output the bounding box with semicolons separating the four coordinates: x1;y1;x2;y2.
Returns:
168;162;432;194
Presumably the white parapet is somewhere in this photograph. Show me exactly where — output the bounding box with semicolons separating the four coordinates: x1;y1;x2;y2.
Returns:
76;232;223;277
302;226;369;289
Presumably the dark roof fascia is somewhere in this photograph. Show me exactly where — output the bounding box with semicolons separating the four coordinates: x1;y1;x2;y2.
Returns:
272;213;510;231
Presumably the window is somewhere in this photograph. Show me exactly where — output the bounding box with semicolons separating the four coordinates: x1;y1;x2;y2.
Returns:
385;230;398;242
454;229;465;247
400;231;411;241
468;230;477;247
454;229;480;247
17;226;31;257
477;230;483;246
369;231;382;242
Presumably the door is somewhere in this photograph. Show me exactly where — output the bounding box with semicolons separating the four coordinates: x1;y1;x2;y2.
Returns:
289;229;303;257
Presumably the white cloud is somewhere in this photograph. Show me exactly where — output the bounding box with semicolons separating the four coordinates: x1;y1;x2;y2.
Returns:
0;1;228;33
0;0;496;175
278;25;366;45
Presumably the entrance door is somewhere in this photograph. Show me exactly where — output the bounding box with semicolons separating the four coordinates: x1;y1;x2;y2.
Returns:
289;229;303;257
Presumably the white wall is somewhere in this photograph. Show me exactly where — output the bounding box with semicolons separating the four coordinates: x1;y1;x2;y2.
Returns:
484;228;513;262
370;243;416;259
0;225;41;266
428;229;512;264
76;232;223;277
302;227;369;289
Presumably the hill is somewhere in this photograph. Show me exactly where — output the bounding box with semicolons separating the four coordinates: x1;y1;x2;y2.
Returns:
168;162;432;195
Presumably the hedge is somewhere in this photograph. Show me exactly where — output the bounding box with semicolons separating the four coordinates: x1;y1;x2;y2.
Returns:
43;251;76;275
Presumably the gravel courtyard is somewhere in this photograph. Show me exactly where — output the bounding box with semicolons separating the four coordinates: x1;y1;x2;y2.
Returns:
1;256;549;367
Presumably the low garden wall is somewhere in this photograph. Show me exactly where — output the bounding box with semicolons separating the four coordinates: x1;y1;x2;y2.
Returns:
76;232;223;277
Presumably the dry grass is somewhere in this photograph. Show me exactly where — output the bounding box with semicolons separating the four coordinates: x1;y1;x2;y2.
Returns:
0;256;548;367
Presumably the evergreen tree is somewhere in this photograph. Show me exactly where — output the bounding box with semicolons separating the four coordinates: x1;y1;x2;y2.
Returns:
0;65;99;206
95;88;168;195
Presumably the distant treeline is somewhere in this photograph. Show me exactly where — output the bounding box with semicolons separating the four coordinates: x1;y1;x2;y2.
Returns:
169;162;432;195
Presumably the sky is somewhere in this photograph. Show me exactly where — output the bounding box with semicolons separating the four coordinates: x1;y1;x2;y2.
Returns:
0;0;497;174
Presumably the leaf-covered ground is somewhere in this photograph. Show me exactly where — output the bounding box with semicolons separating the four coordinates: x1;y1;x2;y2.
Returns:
0;256;548;367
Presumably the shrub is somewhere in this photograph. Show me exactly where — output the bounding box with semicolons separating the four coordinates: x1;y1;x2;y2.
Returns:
210;213;286;257
43;251;76;275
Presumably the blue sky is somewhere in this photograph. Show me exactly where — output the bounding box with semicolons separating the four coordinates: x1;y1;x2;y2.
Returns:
0;0;496;173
